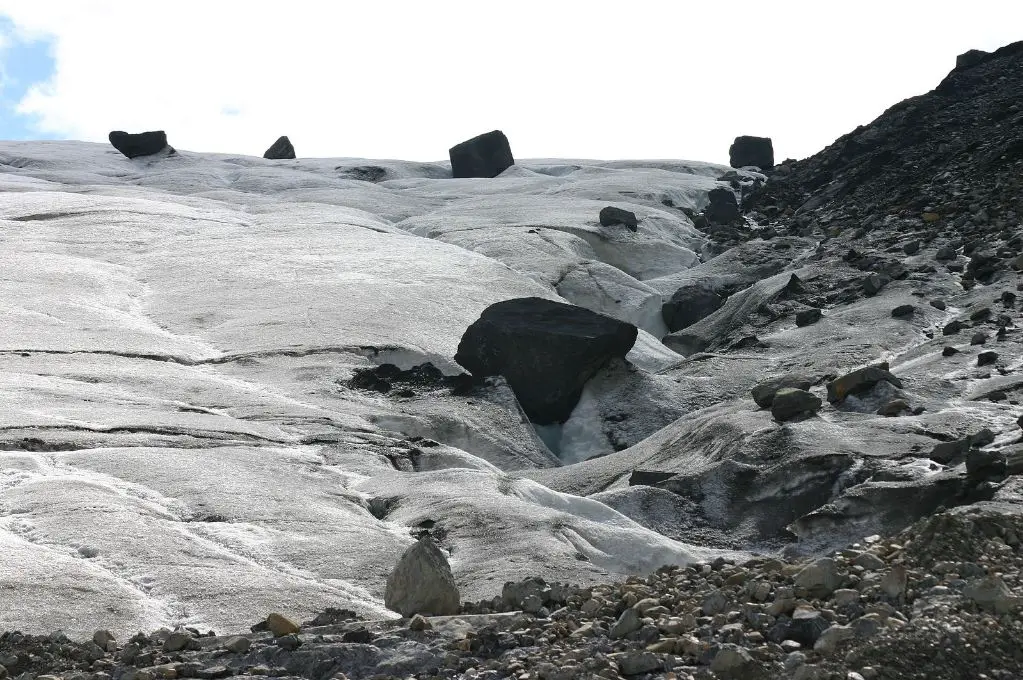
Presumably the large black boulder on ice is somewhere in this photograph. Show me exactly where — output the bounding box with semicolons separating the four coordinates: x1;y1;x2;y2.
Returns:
455;297;637;424
729;135;774;170
448;130;514;178
108;130;170;158
263;135;296;160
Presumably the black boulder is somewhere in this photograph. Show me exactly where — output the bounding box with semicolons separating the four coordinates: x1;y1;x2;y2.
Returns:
264;136;296;160
454;297;637;424
728;136;774;170
449;130;514;178
662;287;725;333
704;187;740;225
599;206;638;231
108;130;170;158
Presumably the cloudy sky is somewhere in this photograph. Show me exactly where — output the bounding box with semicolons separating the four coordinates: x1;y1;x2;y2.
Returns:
0;1;1020;164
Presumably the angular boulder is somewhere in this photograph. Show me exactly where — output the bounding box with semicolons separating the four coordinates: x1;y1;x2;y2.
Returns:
263;135;296;160
448;130;514;178
771;388;822;421
751;374;814;408
728;135;774;169
108;130;170;158
384;536;460;617
704;187;740;225
455;297;637;424
826;364;903;403
599;206;638;231
661;286;725;333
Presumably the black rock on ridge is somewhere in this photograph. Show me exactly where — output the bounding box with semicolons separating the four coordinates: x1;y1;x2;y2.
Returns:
448;129;515;178
108;130;171;158
263;135;296;159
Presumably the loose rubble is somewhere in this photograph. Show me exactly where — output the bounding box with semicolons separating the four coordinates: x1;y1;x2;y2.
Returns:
2;510;1019;679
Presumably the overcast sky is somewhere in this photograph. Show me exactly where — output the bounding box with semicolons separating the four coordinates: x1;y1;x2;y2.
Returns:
0;1;1020;164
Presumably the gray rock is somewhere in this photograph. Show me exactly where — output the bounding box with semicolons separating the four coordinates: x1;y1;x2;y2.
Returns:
163;630;192;652
710;643;755;677
222;636;250;653
813;623;854;655
795;308;823;326
614;650;662;676
771;388;822;421
891;304;916;318
826;365;902;403
751;374;814;407
786;606;831;645
610;607;643;639
964;576;1018;613
384;536;460;617
794;558;840;597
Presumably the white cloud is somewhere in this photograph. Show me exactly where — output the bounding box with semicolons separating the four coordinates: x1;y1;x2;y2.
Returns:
0;0;1021;163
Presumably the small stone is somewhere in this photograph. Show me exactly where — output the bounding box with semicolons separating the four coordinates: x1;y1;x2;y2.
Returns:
833;589;860;606
877;399;910;417
710;643;755;677
93;630;116;649
963;576;1018;614
891;304;915;318
409;614;432;631
853;552;886;571
796;308;823;326
903;240;920;255
943;320;963;335
942;346;959;357
935;246;956;261
222;636;251;653
275;634;300;651
862;274;887;296
880;565;908;599
970;332;987;345
265;613;301;637
813;624;854;655
977;351;999;366
163;631;192;652
787;606;831;645
930;299;947;310
610;607;643;638
613;650;662;676
771;388;823;421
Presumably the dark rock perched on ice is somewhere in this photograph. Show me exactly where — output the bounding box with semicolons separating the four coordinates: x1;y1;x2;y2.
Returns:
729;135;774;170
448;129;515;178
263;135;296;159
599;205;639;231
108;130;171;158
455;297;637;424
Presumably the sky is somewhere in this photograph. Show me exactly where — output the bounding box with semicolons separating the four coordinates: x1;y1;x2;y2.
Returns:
0;1;1020;164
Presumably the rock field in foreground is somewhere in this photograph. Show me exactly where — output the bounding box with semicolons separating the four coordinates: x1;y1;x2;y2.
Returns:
1;508;1020;680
